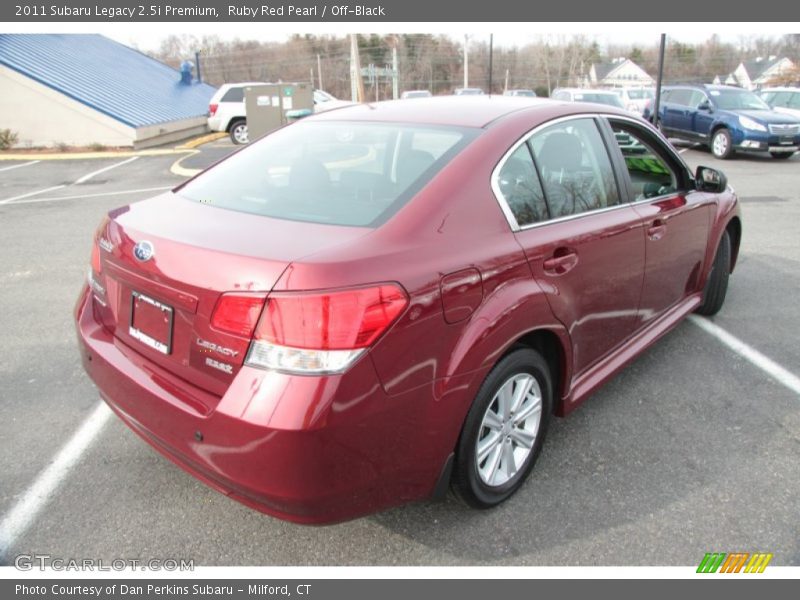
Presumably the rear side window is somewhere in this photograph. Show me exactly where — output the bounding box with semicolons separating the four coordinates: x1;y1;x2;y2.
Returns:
178;121;475;227
528;118;620;218
495;145;548;226
221;87;245;102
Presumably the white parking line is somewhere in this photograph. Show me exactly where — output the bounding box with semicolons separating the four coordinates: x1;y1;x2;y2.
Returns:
0;185;66;205
75;156;139;184
0;402;111;557
689;315;800;397
0;160;40;173
5;185;173;206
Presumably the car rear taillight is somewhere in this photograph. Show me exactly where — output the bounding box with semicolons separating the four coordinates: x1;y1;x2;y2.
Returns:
211;293;267;337
90;242;102;274
209;103;218;116
246;284;408;374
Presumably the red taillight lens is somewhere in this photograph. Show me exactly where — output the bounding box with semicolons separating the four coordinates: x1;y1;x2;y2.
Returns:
90;242;102;273
209;103;218;116
254;284;408;350
211;294;267;337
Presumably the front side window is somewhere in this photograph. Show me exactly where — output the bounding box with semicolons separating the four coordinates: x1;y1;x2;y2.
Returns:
178;121;475;227
609;121;680;201
689;90;708;108
528;118;620;218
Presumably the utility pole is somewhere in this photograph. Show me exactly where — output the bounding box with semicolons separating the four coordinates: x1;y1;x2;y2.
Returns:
392;46;399;100
317;54;323;91
194;50;202;84
652;34;667;128
350;34;365;102
488;34;493;95
504;68;509;93
463;34;470;89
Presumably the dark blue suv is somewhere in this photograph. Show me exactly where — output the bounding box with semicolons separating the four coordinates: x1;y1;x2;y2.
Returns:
650;84;800;160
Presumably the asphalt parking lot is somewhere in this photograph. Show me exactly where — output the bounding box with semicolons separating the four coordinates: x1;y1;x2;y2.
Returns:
0;139;798;567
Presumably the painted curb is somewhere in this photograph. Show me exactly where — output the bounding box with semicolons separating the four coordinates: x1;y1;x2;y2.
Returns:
169;151;203;178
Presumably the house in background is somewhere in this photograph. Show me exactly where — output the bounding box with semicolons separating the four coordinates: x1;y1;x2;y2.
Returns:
0;34;216;148
717;56;796;90
585;57;654;88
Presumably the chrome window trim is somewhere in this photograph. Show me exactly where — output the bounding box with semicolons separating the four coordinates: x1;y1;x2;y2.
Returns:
490;112;691;233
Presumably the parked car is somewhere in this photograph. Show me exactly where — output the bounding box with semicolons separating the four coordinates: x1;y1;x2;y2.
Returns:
401;90;433;99
760;87;800;119
504;89;537;97
454;87;484;95
77;96;740;523
551;88;627;110
651;84;800;159
610;87;654;115
207;82;266;145
208;83;350;145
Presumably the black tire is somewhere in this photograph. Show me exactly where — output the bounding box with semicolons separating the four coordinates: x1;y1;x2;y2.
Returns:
711;128;734;160
452;347;553;508
770;151;795;160
696;230;731;316
229;120;248;145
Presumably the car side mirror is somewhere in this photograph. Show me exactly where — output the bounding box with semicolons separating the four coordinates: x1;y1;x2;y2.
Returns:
695;166;727;193
697;100;712;112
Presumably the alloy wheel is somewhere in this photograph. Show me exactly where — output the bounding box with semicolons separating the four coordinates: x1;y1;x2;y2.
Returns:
475;373;542;487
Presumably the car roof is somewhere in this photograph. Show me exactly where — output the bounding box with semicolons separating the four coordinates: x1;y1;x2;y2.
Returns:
556;88;617;95
308;95;631;128
760;86;800;92
310;96;555;127
665;84;747;92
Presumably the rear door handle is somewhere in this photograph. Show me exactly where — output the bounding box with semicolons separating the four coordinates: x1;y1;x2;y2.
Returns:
647;219;667;240
543;250;579;275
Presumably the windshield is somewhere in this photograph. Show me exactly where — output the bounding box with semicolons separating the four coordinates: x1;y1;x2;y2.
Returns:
627;89;654;100
178;121;476;227
710;88;771;110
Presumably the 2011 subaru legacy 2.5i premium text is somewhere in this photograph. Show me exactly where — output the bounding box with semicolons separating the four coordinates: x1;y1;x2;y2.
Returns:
76;97;741;524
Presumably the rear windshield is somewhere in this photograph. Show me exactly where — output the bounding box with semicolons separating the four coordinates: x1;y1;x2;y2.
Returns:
178;121;476;227
627;89;653;100
574;93;625;108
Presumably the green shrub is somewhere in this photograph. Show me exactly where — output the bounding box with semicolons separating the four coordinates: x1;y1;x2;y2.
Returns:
88;143;107;152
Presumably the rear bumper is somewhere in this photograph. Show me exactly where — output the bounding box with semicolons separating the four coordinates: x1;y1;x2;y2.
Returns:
75;286;457;523
206;115;225;132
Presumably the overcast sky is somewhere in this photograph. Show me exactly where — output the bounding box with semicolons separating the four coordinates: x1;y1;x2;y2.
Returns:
4;22;789;53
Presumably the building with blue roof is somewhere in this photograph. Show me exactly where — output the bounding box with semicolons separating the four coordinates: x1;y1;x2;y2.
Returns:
0;34;217;148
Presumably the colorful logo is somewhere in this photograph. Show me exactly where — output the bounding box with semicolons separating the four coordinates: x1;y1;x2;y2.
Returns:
697;552;773;573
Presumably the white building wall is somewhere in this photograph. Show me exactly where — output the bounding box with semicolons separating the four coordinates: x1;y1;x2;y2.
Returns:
602;61;654;87
0;64;136;147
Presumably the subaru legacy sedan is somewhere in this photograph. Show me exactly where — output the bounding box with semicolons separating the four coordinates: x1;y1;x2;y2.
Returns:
76;97;741;524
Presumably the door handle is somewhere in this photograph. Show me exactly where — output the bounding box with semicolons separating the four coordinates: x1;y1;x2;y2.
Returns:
647;219;667;241
543;250;579;275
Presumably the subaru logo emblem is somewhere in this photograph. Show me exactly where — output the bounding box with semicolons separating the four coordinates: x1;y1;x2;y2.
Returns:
133;241;155;262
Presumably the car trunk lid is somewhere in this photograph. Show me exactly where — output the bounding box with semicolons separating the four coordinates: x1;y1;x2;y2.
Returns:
91;193;370;402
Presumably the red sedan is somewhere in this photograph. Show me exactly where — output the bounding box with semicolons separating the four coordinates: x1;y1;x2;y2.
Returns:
75;97;741;523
